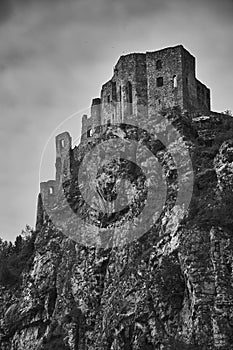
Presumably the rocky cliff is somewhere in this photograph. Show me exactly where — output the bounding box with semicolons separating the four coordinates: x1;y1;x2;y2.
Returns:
1;109;233;350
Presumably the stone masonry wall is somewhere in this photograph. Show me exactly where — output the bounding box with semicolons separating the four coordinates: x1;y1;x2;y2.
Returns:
146;45;184;116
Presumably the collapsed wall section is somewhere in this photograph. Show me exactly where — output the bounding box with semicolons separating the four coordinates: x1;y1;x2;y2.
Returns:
181;47;210;113
81;98;102;141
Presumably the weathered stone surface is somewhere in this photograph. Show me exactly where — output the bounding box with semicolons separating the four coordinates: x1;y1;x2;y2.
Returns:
1;107;233;349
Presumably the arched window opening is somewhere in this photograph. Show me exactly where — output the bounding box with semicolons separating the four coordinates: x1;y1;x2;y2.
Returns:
126;81;133;115
156;60;162;70
49;186;54;195
60;139;65;148
173;75;177;88
107;119;111;126
87;129;92;138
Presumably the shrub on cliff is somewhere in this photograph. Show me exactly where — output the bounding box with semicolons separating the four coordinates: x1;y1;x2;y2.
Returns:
0;263;18;285
0;226;36;286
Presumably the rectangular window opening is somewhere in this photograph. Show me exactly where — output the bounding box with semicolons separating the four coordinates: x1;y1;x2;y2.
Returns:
157;77;163;87
156;60;162;70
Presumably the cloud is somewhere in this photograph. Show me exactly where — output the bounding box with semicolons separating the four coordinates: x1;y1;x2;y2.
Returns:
0;0;12;23
1;0;233;26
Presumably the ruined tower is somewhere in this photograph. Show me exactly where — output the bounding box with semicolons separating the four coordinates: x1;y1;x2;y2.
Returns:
40;131;72;207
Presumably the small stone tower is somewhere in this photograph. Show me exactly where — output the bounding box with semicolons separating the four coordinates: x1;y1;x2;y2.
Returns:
55;131;72;186
40;131;72;209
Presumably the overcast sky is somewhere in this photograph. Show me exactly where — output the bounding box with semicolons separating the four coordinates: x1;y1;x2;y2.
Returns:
0;0;233;241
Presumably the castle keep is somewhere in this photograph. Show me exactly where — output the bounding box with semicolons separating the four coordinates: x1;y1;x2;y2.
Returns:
40;45;211;205
81;44;210;140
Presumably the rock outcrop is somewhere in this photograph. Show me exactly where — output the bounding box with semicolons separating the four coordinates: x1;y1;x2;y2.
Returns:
1;109;233;350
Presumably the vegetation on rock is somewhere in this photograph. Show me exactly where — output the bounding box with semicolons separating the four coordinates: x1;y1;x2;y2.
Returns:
0;225;36;286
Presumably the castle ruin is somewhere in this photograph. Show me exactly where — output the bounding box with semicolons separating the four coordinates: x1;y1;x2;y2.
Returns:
40;44;211;207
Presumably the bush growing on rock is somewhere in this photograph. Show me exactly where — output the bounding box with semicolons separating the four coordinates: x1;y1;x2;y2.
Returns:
0;226;36;286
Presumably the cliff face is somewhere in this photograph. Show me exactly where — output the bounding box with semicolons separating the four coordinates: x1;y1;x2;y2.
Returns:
1;110;233;350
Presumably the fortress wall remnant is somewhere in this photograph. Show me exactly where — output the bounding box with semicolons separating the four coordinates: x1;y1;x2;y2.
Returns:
101;80;117;125
181;46;197;111
40;131;72;209
196;79;211;112
81;98;101;140
135;53;148;120
81;114;93;141
91;98;101;129
146;45;185;116
146;45;211;117
55;132;72;185
101;53;148;126
40;180;57;208
113;53;143;123
181;47;210;113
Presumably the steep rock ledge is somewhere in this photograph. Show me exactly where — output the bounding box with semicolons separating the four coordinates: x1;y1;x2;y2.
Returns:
1;110;233;349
